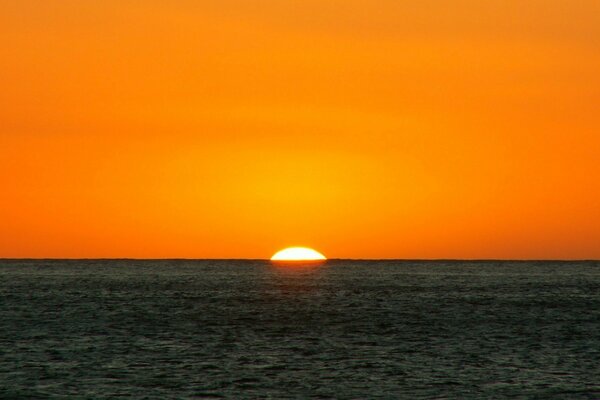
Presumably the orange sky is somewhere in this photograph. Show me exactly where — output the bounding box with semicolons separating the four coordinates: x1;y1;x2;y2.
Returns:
1;1;599;259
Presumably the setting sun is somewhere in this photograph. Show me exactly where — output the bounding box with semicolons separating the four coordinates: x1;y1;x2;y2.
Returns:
271;247;327;261
1;1;599;398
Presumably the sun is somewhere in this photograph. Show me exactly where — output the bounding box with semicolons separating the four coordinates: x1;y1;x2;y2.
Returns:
271;247;327;261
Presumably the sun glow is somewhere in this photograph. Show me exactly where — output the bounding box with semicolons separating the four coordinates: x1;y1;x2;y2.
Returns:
271;247;327;261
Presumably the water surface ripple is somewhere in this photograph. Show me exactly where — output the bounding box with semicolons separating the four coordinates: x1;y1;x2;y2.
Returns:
1;260;599;399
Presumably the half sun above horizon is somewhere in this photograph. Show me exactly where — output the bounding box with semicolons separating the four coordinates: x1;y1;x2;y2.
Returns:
270;247;327;262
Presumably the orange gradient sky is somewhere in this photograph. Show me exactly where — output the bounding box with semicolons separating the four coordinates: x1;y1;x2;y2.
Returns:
1;1;599;259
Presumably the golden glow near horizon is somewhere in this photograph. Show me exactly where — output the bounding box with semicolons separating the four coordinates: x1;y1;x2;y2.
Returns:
1;1;600;259
271;247;327;261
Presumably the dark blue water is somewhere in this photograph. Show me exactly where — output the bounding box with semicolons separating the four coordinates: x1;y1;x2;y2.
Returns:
1;260;599;399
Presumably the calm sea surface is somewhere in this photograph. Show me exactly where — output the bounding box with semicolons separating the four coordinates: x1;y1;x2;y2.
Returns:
1;260;599;399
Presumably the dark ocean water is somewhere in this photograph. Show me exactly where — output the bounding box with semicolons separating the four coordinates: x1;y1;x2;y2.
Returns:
1;260;599;399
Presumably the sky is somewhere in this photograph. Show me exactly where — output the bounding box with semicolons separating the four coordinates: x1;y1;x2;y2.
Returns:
1;0;599;259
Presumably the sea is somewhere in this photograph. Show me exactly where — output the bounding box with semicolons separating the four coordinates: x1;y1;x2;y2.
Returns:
1;260;599;399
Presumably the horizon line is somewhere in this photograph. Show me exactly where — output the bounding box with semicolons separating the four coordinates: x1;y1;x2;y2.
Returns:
0;258;598;262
